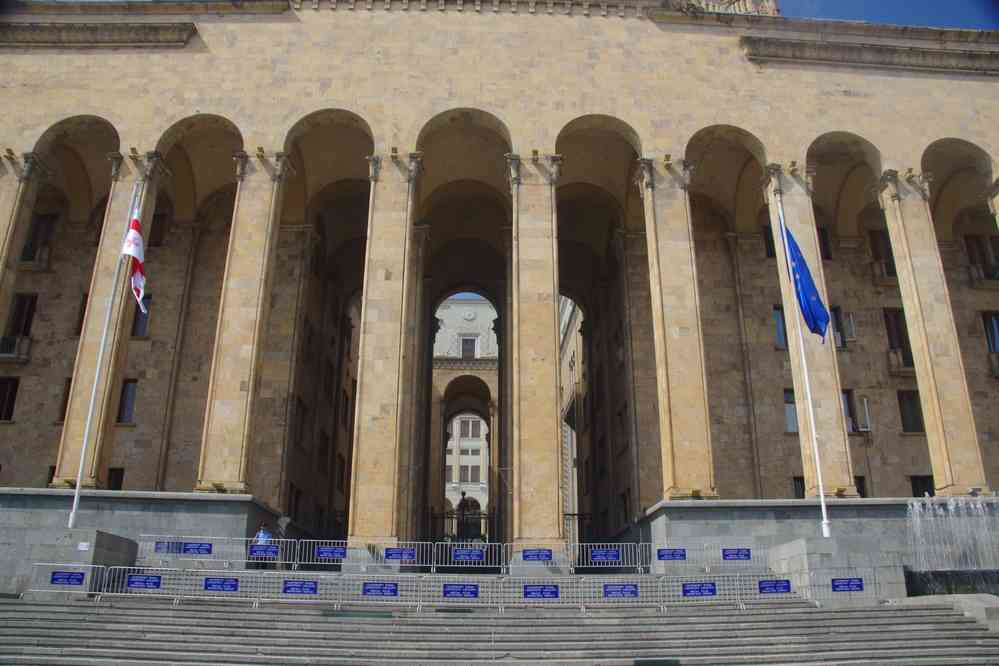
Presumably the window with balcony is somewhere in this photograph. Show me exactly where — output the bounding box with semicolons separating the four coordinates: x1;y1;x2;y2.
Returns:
773;305;787;350
2;293;36;358
784;389;798;433
460;336;477;359
898;390;925;433
107;467;124;491
130;295;152;337
0;377;19;421
965;234;999;280
763;223;776;258
20;214;55;263
983;312;999;353
884;308;914;369
870;229;896;278
792;476;806;499
842;389;858;434
117;379;138;424
817;226;833;261
910;475;935;498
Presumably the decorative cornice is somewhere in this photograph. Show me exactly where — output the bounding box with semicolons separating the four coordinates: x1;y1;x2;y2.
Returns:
10;0;288;14
433;357;499;372
741;35;999;76
0;22;196;48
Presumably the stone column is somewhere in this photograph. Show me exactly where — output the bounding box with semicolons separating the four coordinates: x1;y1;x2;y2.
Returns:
765;164;857;497
53;152;161;487
510;153;563;541
878;169;990;495
0;153;47;336
196;150;288;492
636;158;716;499
348;153;419;540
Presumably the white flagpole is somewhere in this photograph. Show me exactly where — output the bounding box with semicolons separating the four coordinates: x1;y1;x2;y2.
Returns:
67;180;141;529
772;171;832;539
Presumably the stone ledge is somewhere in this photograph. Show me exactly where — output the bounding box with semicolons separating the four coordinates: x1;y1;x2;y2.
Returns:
644;495;999;517
0;22;197;48
0;487;258;502
9;0;288;14
741;35;999;75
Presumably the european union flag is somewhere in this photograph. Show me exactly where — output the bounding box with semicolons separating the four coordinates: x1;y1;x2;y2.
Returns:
784;226;830;339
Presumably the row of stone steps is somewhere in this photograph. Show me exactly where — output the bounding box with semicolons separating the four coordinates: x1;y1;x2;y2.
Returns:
1;597;997;665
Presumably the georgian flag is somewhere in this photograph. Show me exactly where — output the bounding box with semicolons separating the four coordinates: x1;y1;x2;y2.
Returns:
121;217;147;314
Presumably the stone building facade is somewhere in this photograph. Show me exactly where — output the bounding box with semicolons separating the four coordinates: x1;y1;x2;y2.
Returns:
1;0;999;543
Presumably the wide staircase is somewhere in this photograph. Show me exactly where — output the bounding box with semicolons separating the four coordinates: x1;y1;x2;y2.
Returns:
2;596;999;665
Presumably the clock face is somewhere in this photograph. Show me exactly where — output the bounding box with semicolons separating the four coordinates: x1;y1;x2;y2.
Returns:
463;311;476;321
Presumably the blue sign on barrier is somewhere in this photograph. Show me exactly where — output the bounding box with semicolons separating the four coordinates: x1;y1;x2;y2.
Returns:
590;548;621;562
282;580;318;595
203;577;239;592
831;577;864;592
452;548;485;562
50;571;85;586
722;548;751;561
521;548;553;562
758;579;791;594
603;583;639;598
182;542;213;556
154;541;183;554
523;584;560;599
126;574;162;590
248;544;280;559
384;548;416;561
657;548;687;561
682;582;717;597
443;583;480;598
362;582;399;597
315;546;347;560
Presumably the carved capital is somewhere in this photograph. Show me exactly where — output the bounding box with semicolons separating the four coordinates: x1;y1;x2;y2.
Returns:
366;155;381;183
18;152;52;183
546;154;563;185
139;151;171;182
233;150;249;181
107;151;124;181
988;178;999;217
272;152;297;182
406;151;423;183
765;162;783;194
505;153;521;186
878;169;901;204
636;157;655;191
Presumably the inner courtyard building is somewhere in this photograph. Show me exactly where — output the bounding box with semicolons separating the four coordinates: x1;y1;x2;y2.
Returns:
1;0;999;546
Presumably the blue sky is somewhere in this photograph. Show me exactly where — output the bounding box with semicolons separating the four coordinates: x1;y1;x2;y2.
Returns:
780;0;999;29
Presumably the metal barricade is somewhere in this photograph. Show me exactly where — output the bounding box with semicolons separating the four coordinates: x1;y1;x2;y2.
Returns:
339;574;421;608
296;539;349;570
420;574;500;609
703;542;768;572
103;566;259;603
505;542;573;574
661;573;745;606
578;575;662;610
255;571;341;605
232;538;298;569
500;577;580;610
805;567;882;607
433;542;505;572
27;563;105;597
573;543;643;573
648;543;709;574
345;541;434;573
137;535;297;569
741;573;802;604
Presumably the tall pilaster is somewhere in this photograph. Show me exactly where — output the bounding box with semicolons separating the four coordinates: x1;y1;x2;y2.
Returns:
766;164;857;498
348;153;418;540
879;169;990;495
53;152;160;488
0;152;47;335
509;153;563;541
636;158;716;499
196;150;287;492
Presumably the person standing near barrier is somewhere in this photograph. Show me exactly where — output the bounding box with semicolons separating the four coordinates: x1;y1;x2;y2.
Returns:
249;523;274;570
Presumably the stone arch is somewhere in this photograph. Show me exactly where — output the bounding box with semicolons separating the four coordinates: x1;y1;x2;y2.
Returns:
922;138;995;241
807;132;883;239
687;125;767;233
555;115;642;218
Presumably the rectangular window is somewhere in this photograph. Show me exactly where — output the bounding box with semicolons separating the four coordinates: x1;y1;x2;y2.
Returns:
773;305;788;350
58;378;72;422
0;377;18;421
784;389;798;433
470;420;481;438
792;476;806;499
75;293;88;336
911;475;935;498
460;465;470;483
854;475;868;498
5;293;37;339
460;419;471;438
817;226;833;261
337;453;346;492
842;390;858;434
107;467;124;491
130;295;152;337
884;308;914;367
460;336;476;359
965;234;998;277
470;466;480;483
898;390;925;433
445;465;452;483
20;214;55;262
870;229;896;277
831;306;847;349
983;312;999;353
116;380;137;424
763;224;776;258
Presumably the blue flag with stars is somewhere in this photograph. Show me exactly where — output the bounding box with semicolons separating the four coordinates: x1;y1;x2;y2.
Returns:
784;225;830;339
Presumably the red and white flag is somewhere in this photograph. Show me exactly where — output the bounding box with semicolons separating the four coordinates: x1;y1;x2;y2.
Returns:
121;217;147;313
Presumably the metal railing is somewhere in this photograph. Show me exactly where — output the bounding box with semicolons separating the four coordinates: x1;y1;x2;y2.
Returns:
137;535;298;568
29;563;890;611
